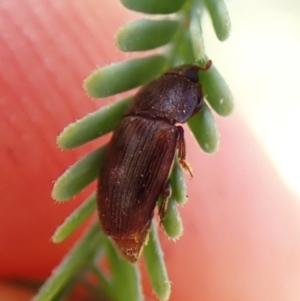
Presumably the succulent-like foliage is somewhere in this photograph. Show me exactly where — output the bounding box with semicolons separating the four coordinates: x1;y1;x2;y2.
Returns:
34;1;233;301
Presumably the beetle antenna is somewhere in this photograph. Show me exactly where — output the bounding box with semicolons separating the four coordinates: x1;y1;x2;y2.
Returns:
198;60;212;71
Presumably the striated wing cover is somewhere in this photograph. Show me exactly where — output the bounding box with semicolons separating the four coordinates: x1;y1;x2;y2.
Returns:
98;116;178;261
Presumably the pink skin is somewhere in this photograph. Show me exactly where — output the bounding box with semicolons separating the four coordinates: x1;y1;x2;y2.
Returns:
1;1;300;300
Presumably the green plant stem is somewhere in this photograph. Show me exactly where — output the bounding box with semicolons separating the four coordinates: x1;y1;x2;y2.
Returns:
32;223;102;301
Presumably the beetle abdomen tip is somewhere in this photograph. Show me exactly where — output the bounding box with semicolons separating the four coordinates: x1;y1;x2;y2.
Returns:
112;229;149;263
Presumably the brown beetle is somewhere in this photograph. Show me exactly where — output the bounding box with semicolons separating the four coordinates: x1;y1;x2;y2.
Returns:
97;62;211;262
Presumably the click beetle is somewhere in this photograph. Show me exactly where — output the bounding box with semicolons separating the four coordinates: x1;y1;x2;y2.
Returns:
97;61;211;262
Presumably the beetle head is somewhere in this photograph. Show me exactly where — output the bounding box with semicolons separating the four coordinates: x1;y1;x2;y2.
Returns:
166;60;212;84
166;65;200;83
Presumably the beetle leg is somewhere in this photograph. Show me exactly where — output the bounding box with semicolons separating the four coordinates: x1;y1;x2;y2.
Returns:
176;126;193;178
158;181;171;225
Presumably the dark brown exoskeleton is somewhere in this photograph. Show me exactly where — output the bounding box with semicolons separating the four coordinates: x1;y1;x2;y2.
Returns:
97;62;211;262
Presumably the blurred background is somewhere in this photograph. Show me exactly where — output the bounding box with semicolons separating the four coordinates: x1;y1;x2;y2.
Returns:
205;0;300;197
